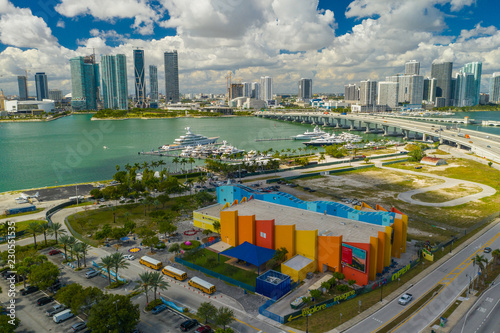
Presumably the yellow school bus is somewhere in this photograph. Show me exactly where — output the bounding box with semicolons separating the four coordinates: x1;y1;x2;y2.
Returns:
188;277;216;294
139;256;163;270
162;265;187;281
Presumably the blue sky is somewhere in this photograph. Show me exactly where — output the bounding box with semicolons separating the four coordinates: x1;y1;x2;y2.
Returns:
1;0;499;94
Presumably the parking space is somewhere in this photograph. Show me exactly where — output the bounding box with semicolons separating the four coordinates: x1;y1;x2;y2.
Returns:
24;184;96;202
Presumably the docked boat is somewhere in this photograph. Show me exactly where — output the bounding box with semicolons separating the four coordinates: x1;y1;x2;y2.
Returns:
292;126;328;140
303;132;362;146
159;127;219;151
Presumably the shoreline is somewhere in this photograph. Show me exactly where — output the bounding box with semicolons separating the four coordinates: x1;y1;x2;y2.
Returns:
90;114;244;120
0;115;69;123
0;179;112;196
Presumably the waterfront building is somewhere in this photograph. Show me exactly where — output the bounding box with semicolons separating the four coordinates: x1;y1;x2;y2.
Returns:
17;76;28;100
479;93;489;105
116;54;128;110
423;78;437;102
260;76;273;101
490;72;500;103
359;80;377;106
133;49;146;107
298;78;313;100
5;100;55;114
69;56;99;110
462;62;482;105
48;89;63;102
230;83;244;99
164;50;179;104
454;72;476;107
344;84;359;102
377;81;399;109
405;60;420;75
251;82;261;100
243;82;252;97
431;61;453;106
34;72;49;101
101;55;117;109
149;65;158;108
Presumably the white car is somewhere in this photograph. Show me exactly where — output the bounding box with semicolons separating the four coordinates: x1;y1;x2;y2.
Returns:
398;293;413;305
124;255;135;260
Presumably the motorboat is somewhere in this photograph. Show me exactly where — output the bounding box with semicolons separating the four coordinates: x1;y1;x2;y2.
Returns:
292;126;328;140
160;127;219;150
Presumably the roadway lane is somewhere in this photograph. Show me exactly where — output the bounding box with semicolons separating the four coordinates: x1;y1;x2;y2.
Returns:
451;277;500;333
343;222;500;333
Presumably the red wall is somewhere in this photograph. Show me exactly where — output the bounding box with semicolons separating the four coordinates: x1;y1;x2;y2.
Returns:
341;242;370;286
255;219;275;249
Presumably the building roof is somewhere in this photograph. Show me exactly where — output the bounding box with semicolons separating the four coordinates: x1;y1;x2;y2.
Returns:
220;241;276;267
197;199;385;243
283;255;313;271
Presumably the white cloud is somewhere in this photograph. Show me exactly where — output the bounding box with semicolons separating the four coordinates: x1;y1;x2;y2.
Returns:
56;19;65;28
55;0;161;35
457;22;497;43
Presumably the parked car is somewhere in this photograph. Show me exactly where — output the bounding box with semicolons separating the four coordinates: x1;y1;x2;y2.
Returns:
151;304;167;314
49;249;61;255
20;285;39;295
484;247;492;253
398;293;413;305
36;296;53;306
71;322;87;332
1;270;13;278
124;254;135;260
85;270;99;279
180;319;199;331
196;325;212;333
46;304;65;317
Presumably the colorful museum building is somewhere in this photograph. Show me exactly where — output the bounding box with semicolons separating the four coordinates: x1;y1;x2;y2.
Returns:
194;185;408;286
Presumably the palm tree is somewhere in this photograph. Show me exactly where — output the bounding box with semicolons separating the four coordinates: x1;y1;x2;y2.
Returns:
158;160;166;172
67;236;77;261
79;242;91;267
48;222;66;244
26;222;42;249
172;157;180;173
40;221;50;246
99;255;115;285
149;271;170;301
298;147;302;157
59;235;71;260
115;165;120;172
472;254;488;286
142;161;149;170
492;249;500;268
188;157;195;173
72;242;82;268
180;158;188;173
111;252;130;281
135;272;153;304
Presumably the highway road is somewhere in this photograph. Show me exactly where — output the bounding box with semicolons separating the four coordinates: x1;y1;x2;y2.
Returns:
451;276;500;333
343;222;500;333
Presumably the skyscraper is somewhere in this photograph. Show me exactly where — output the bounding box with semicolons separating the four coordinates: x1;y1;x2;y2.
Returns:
149;65;158;108
405;60;420;75
164;50;179;104
377;81;399;109
344;84;359;101
48;89;63;102
490;72;500;103
359;80;377;106
243;82;252;97
230;83;244;99
298;78;313;100
462;62;482;105
398;75;423;105
115;54;128;110
101;55;117;109
133;49;146;107
34;72;49;101
431;61;453;106
423;78;437;102
455;72;476;107
251;82;261;99
17;76;28;100
70;56;98;110
260;76;273;101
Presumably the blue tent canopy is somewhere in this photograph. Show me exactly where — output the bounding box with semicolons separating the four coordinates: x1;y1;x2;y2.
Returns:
220;242;276;268
120;237;130;242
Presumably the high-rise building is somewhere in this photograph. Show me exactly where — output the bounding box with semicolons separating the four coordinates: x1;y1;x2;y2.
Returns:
101;55;117;109
431;61;453;106
149;65;158;108
398;75;423;105
359;80;377;106
115;54;128;110
164;50;179;104
133;49;146;107
462;62;482;105
489;72;500;103
69;56;99;110
377;81;399;109
454;72;476;107
260;76;273;101
243;82;252;97
48;89;63;102
344;84;359;101
17;76;28;100
405;60;420;75
251;82;261;99
423;78;437;102
230;83;244;99
298;78;313;100
35;72;49;101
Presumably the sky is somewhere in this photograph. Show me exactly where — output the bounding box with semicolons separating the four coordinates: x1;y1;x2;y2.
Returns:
0;0;500;96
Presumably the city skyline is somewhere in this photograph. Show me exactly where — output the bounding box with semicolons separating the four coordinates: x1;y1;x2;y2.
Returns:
0;1;500;96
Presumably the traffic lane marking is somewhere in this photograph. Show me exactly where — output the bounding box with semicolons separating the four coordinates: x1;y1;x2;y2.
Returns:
233;317;260;331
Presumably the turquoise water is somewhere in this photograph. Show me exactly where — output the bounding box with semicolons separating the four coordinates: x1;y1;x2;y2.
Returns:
1;111;499;192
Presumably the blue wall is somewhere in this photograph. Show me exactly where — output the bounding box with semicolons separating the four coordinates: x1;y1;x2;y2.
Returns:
217;185;394;226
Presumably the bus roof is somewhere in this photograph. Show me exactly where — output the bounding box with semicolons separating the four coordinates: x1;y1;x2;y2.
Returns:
140;256;162;266
164;265;186;276
190;276;214;290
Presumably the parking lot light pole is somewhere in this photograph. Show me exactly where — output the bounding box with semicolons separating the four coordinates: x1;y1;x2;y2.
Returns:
306;313;311;333
380;282;384;302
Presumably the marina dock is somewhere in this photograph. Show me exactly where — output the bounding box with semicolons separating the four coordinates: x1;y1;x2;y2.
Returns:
255;137;293;142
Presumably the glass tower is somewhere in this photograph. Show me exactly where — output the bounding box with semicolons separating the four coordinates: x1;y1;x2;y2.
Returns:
116;54;128;110
133;49;146;107
298;78;313;100
149;65;158;108
35;72;49;101
431;62;453;106
70;57;98;110
101;55;117;109
17;76;28;100
462;62;482;105
164;50;179;103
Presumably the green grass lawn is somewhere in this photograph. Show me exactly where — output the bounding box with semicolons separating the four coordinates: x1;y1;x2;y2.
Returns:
182;249;258;287
411;184;483;203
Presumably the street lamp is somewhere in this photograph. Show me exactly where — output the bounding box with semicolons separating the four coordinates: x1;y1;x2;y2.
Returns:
380;281;384;302
306;313;311;333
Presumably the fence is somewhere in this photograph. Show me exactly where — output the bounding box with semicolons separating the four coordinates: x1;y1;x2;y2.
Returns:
259;299;284;324
46;200;82;224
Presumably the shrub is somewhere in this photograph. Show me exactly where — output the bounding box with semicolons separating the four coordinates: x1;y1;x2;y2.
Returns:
180;240;201;251
145;299;163;311
336;284;350;293
107;281;126;289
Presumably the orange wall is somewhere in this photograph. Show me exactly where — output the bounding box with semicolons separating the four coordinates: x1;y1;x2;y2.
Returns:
238;215;255;245
392;219;403;258
255;219;275;249
384;226;393;267
317;235;342;273
377;231;386;274
369;236;378;281
342;242;370;286
402;216;408;253
220;210;238;246
274;225;296;259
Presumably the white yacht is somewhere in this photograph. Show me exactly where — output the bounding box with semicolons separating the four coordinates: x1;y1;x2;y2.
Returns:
304;132;362;146
292;126;328;140
160;127;219;150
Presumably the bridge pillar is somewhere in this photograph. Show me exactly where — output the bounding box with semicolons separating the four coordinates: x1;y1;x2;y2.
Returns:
336;118;342;128
364;122;372;134
349;120;355;130
402;130;409;140
382;125;389;136
422;134;427;141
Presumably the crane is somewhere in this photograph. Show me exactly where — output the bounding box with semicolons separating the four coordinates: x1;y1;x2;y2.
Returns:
225;71;232;104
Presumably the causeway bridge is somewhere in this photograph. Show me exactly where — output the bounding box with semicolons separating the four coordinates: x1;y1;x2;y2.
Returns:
256;111;500;163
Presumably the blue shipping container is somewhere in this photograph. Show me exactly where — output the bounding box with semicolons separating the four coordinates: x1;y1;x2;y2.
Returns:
5;205;36;215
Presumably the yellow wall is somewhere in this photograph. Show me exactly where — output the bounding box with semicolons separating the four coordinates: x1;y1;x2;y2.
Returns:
376;231;385;274
392;219;403;258
220;211;238;246
295;230;318;262
193;212;220;232
384;226;392;267
369;236;378;281
281;255;316;282
275;225;296;259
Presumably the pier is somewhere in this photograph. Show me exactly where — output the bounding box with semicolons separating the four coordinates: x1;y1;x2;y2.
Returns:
255;138;293;142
